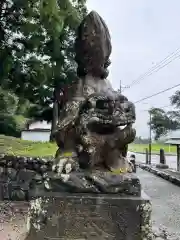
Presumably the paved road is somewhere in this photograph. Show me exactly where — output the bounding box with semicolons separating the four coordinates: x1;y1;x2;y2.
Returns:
129;152;178;170
138;168;180;239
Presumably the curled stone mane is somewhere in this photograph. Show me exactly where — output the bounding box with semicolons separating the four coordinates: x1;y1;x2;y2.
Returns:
75;11;112;79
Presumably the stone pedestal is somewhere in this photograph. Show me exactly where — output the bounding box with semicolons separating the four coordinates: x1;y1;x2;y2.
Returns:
156;163;169;169
26;191;152;240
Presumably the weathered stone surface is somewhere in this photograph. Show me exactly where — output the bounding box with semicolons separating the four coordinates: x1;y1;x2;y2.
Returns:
28;171;141;196
26;191;152;240
0;157;51;201
0;157;140;199
0;201;170;240
0;162;141;200
75;11;112;78
54;89;136;174
156;163;169;169
53;10;136;175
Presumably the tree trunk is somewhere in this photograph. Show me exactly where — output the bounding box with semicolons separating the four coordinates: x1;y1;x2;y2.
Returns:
49;101;58;142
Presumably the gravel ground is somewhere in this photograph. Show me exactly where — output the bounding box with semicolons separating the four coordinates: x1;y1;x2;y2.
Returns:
138;168;180;239
0;201;29;240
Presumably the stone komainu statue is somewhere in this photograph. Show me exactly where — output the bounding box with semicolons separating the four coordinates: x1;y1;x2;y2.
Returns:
53;11;136;173
0;12;152;240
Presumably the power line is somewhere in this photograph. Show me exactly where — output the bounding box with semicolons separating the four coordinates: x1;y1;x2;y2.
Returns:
123;47;180;89
135;83;180;104
131;54;180;87
127;48;180;88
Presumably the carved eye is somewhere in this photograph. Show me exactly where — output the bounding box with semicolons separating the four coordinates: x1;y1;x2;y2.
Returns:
79;100;92;114
96;100;108;109
104;102;109;108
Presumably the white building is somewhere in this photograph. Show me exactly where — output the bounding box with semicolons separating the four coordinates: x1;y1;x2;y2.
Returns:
21;121;51;142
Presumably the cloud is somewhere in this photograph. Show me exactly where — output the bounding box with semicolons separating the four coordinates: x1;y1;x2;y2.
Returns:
86;0;180;137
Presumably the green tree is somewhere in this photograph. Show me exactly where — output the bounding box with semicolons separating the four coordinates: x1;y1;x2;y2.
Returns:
27;0;87;141
0;87;28;136
170;90;180;108
149;107;180;140
0;0;63;136
0;0;87;139
0;0;86;101
147;90;180;139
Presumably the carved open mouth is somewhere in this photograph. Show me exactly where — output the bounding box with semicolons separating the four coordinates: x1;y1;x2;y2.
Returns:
119;124;128;130
87;122;132;135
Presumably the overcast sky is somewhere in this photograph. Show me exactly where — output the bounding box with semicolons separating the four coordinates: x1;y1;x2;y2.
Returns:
86;0;180;137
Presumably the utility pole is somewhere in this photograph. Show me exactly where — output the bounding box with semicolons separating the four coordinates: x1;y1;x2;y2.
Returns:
119;80;122;93
148;111;152;164
118;80;130;93
118;80;122;93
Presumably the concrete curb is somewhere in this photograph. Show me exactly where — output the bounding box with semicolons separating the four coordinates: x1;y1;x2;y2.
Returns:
132;151;176;156
139;164;180;187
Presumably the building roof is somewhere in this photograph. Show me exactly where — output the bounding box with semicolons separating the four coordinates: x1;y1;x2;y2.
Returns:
165;139;180;145
22;129;51;132
165;130;180;145
165;130;180;139
23;120;51;131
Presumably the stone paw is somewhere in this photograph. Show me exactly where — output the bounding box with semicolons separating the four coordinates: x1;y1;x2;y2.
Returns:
52;153;79;180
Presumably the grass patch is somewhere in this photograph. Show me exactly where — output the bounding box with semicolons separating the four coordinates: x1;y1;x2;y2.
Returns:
129;143;176;154
0;135;57;157
0;135;176;158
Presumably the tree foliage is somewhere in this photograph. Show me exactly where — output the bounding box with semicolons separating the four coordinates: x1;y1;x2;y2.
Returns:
0;87;28;136
0;0;87;137
149;108;179;140
149;90;180;139
170;90;180;108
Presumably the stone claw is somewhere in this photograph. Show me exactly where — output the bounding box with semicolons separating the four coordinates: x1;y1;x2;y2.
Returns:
52;151;80;182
